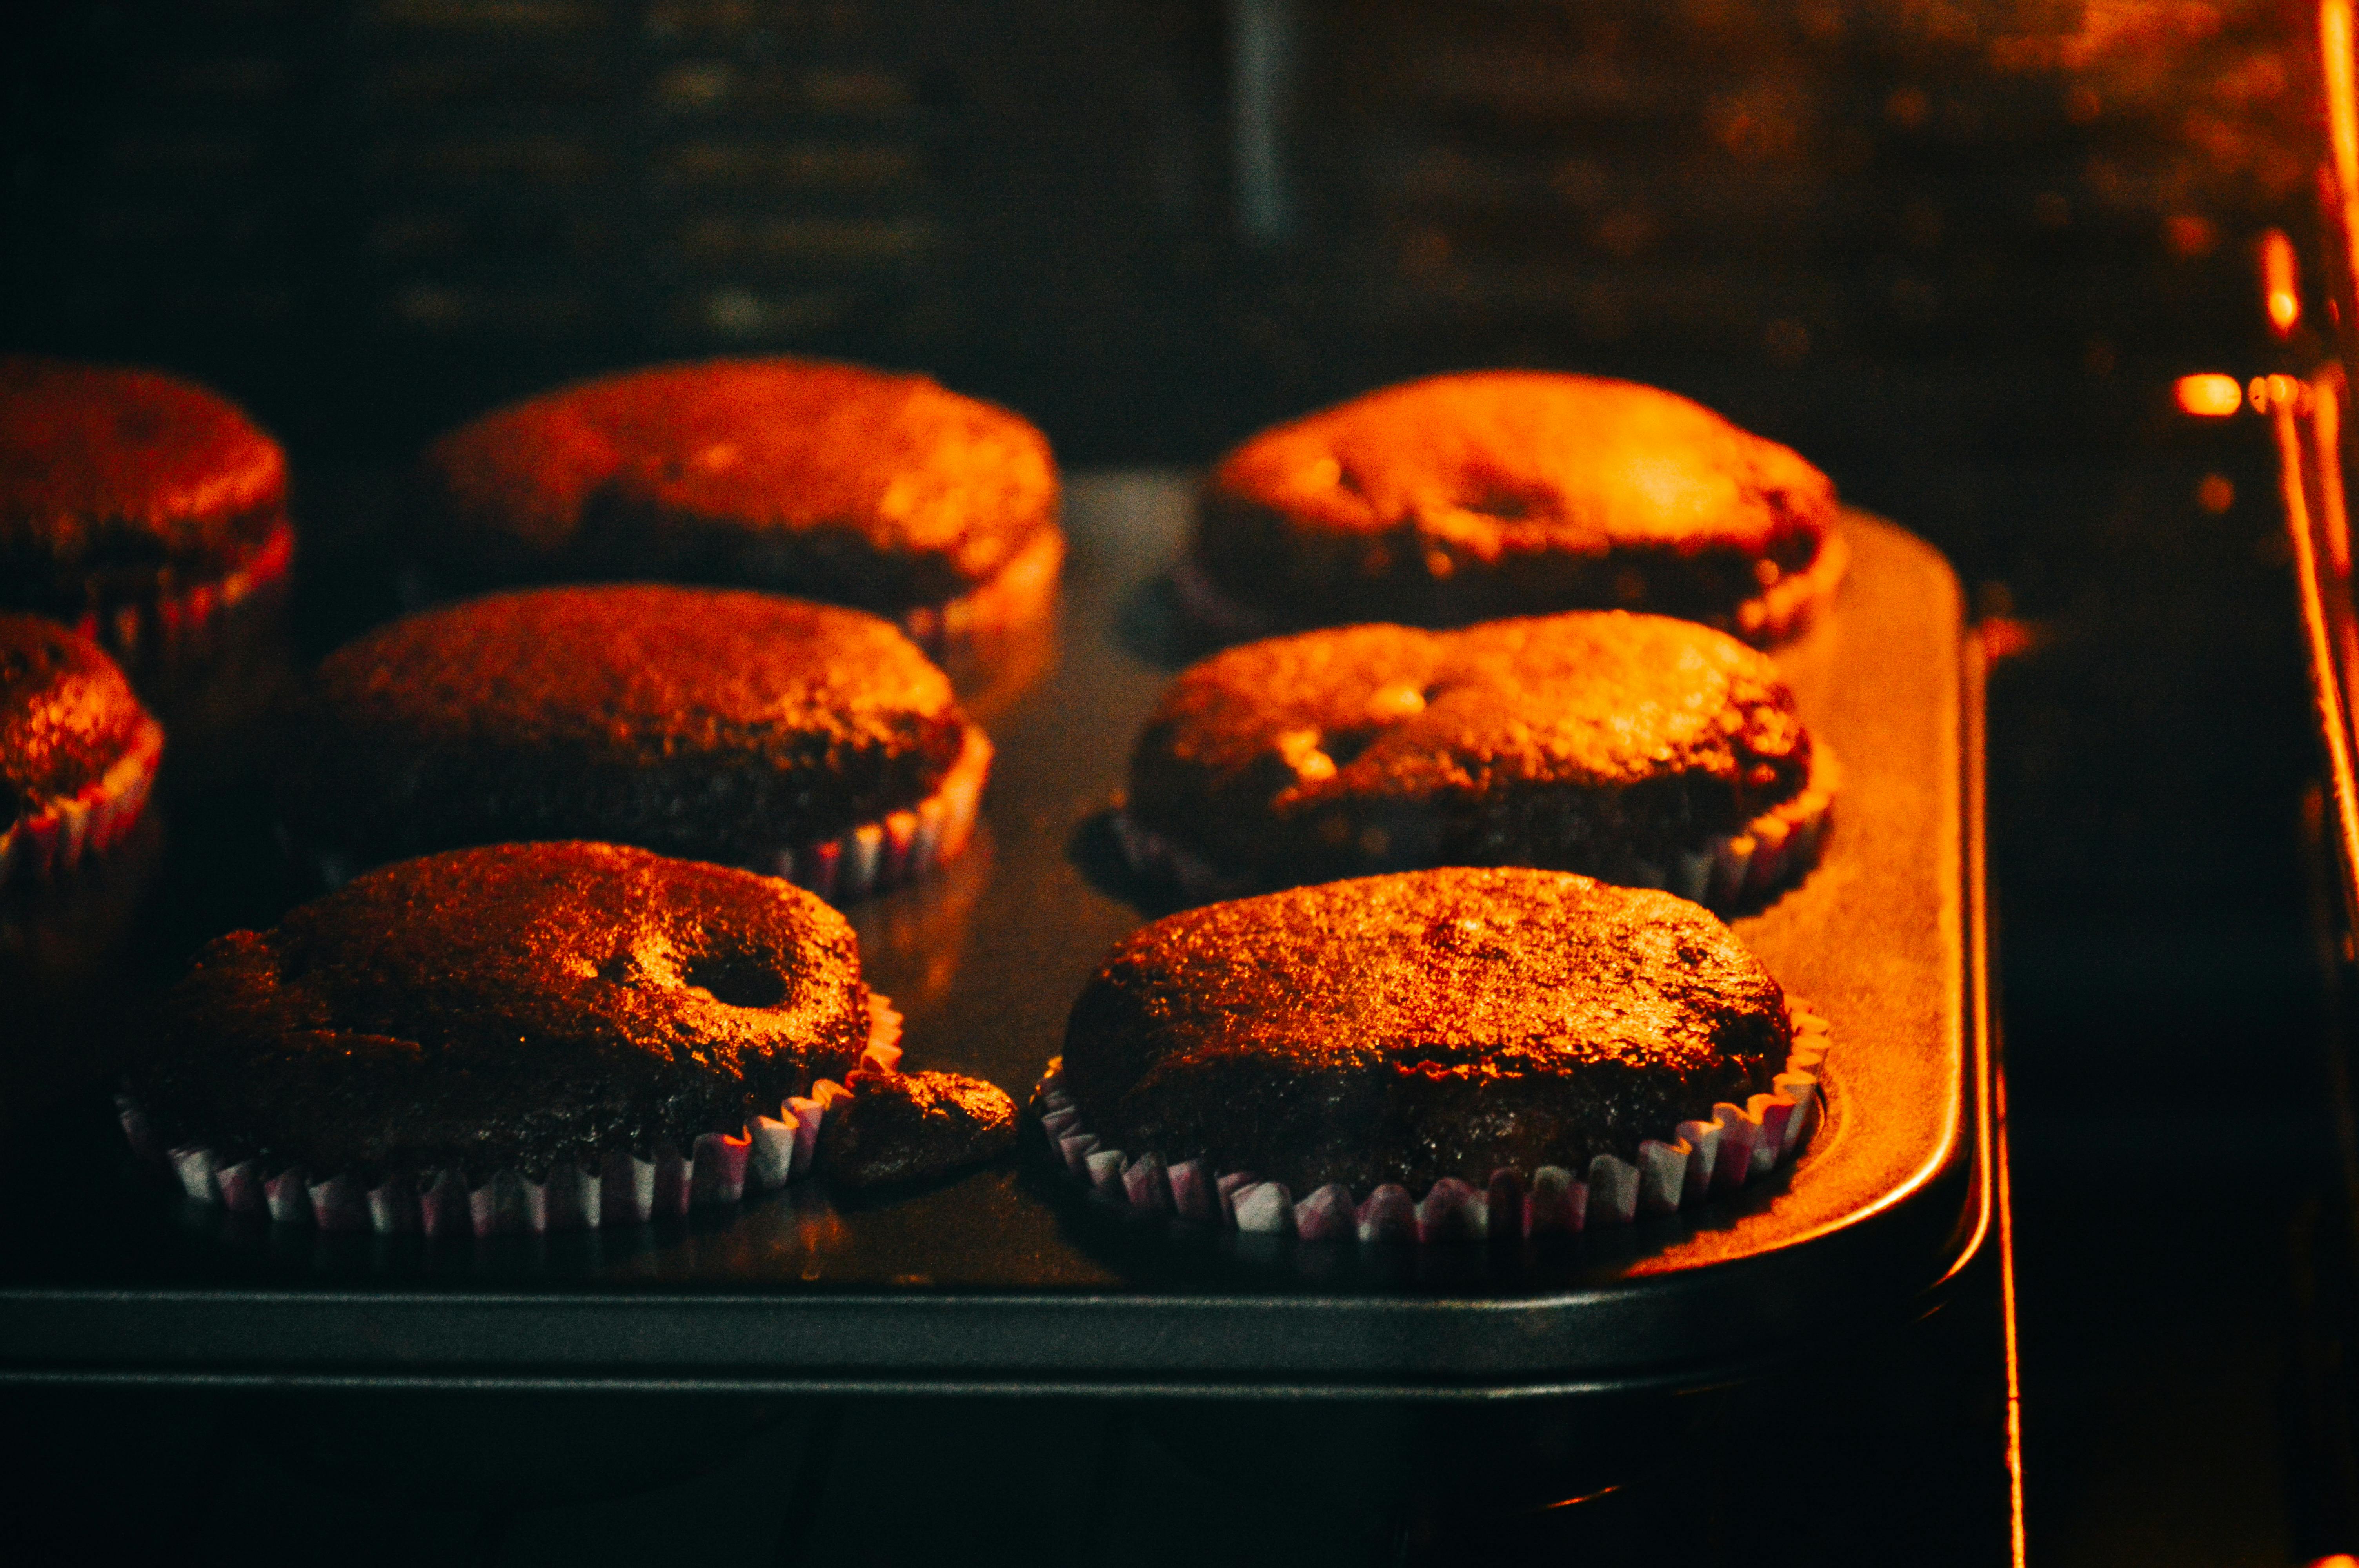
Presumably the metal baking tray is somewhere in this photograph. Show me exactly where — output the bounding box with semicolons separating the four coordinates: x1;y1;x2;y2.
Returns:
0;474;1989;1396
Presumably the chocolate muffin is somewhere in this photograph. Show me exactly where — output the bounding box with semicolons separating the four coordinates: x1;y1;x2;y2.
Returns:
1118;611;1835;911
0;356;294;666
1049;867;1827;1234
0;615;163;890
1184;372;1843;644
419;357;1063;659
128;842;885;1229
276;585;990;902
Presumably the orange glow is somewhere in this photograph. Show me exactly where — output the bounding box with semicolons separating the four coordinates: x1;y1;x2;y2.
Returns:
2326;0;2359;289
1978;616;2047;662
2197;472;2236;513
2264;229;2302;335
2246;374;2310;414
2175;373;2245;416
2165;212;2219;259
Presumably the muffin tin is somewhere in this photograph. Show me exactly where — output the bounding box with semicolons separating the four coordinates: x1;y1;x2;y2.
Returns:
0;473;1988;1396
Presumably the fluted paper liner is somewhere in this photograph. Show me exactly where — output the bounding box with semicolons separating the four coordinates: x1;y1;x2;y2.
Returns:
0;715;163;892
1114;742;1837;915
760;728;992;904
1032;1006;1832;1242
395;525;1059;668
311;726;992;907
121;994;905;1238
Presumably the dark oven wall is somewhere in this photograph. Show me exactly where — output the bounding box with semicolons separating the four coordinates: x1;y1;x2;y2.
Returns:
3;0;1212;462
0;0;2319;485
0;7;2344;1560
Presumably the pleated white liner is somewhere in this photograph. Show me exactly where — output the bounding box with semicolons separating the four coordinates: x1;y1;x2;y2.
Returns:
313;727;991;907
119;995;903;1239
1113;743;1837;916
1034;1006;1831;1242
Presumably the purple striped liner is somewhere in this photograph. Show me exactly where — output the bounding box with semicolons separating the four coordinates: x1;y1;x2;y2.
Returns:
311;727;991;908
120;995;904;1240
1112;743;1837;917
1032;1006;1831;1243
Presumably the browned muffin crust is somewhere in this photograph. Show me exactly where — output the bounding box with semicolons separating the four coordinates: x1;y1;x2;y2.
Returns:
816;1069;1017;1188
0;616;152;822
1127;612;1811;887
0;356;289;618
1061;867;1791;1195
132;842;874;1179
276;584;975;871
421;357;1060;618
1195;372;1836;635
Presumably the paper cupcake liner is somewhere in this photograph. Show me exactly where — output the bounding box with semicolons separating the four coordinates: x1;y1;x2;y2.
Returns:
308;725;992;907
1114;741;1837;915
897;525;1065;664
1172;525;1847;650
1031;1007;1831;1242
396;525;1060;670
69;516;296;671
0;716;163;893
761;727;993;904
120;994;905;1238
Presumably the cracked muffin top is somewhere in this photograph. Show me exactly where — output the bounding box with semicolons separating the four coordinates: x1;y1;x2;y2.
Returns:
1125;611;1812;887
421;356;1060;618
133;841;873;1178
0;356;288;611
1060;866;1792;1193
276;584;977;872
0;615;154;824
1193;372;1839;639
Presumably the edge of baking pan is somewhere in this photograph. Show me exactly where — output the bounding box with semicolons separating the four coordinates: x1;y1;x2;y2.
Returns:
0;501;1991;1396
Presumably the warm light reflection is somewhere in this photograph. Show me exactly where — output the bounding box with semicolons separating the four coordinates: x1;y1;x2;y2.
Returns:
2175;372;2246;416
2265;229;2302;335
2327;0;2359;298
2318;377;2351;573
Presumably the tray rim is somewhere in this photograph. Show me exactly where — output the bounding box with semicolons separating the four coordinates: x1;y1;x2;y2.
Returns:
0;505;1992;1397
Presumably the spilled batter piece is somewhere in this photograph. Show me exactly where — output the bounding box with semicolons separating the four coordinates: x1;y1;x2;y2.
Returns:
276;584;991;902
130;842;876;1182
817;1069;1018;1189
1059;867;1794;1197
419;356;1063;657
1187;371;1843;644
1118;611;1835;911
